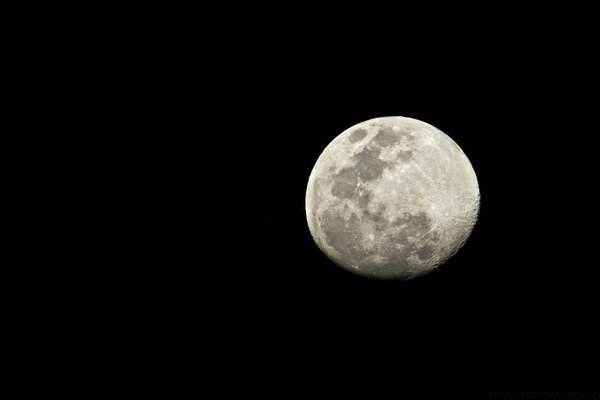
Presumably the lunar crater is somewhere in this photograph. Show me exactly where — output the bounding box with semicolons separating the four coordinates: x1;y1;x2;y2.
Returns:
331;167;358;199
352;145;389;182
372;126;415;148
348;128;368;143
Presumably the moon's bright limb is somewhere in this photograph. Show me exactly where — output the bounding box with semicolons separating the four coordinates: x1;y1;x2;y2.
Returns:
305;116;480;280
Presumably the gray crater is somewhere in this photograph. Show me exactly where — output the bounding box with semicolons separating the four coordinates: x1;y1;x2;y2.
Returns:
331;167;358;199
352;145;389;181
364;204;387;228
321;207;362;257
348;128;367;143
357;190;371;209
372;126;415;147
394;211;431;234
398;150;413;161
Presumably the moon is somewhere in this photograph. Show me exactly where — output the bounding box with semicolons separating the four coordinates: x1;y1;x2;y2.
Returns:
305;116;480;280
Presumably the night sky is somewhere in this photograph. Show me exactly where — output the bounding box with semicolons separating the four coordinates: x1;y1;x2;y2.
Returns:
234;31;597;393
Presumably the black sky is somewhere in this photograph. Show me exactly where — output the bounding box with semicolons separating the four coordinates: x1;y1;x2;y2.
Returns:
236;31;597;393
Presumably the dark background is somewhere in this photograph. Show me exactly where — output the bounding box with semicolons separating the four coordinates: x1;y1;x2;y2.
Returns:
235;31;597;392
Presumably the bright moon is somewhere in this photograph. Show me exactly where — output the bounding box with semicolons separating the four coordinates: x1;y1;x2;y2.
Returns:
305;116;480;280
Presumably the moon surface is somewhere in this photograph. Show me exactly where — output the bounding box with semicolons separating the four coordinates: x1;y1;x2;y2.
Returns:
305;116;480;280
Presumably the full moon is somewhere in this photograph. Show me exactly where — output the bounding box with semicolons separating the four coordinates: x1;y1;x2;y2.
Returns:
305;116;480;280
